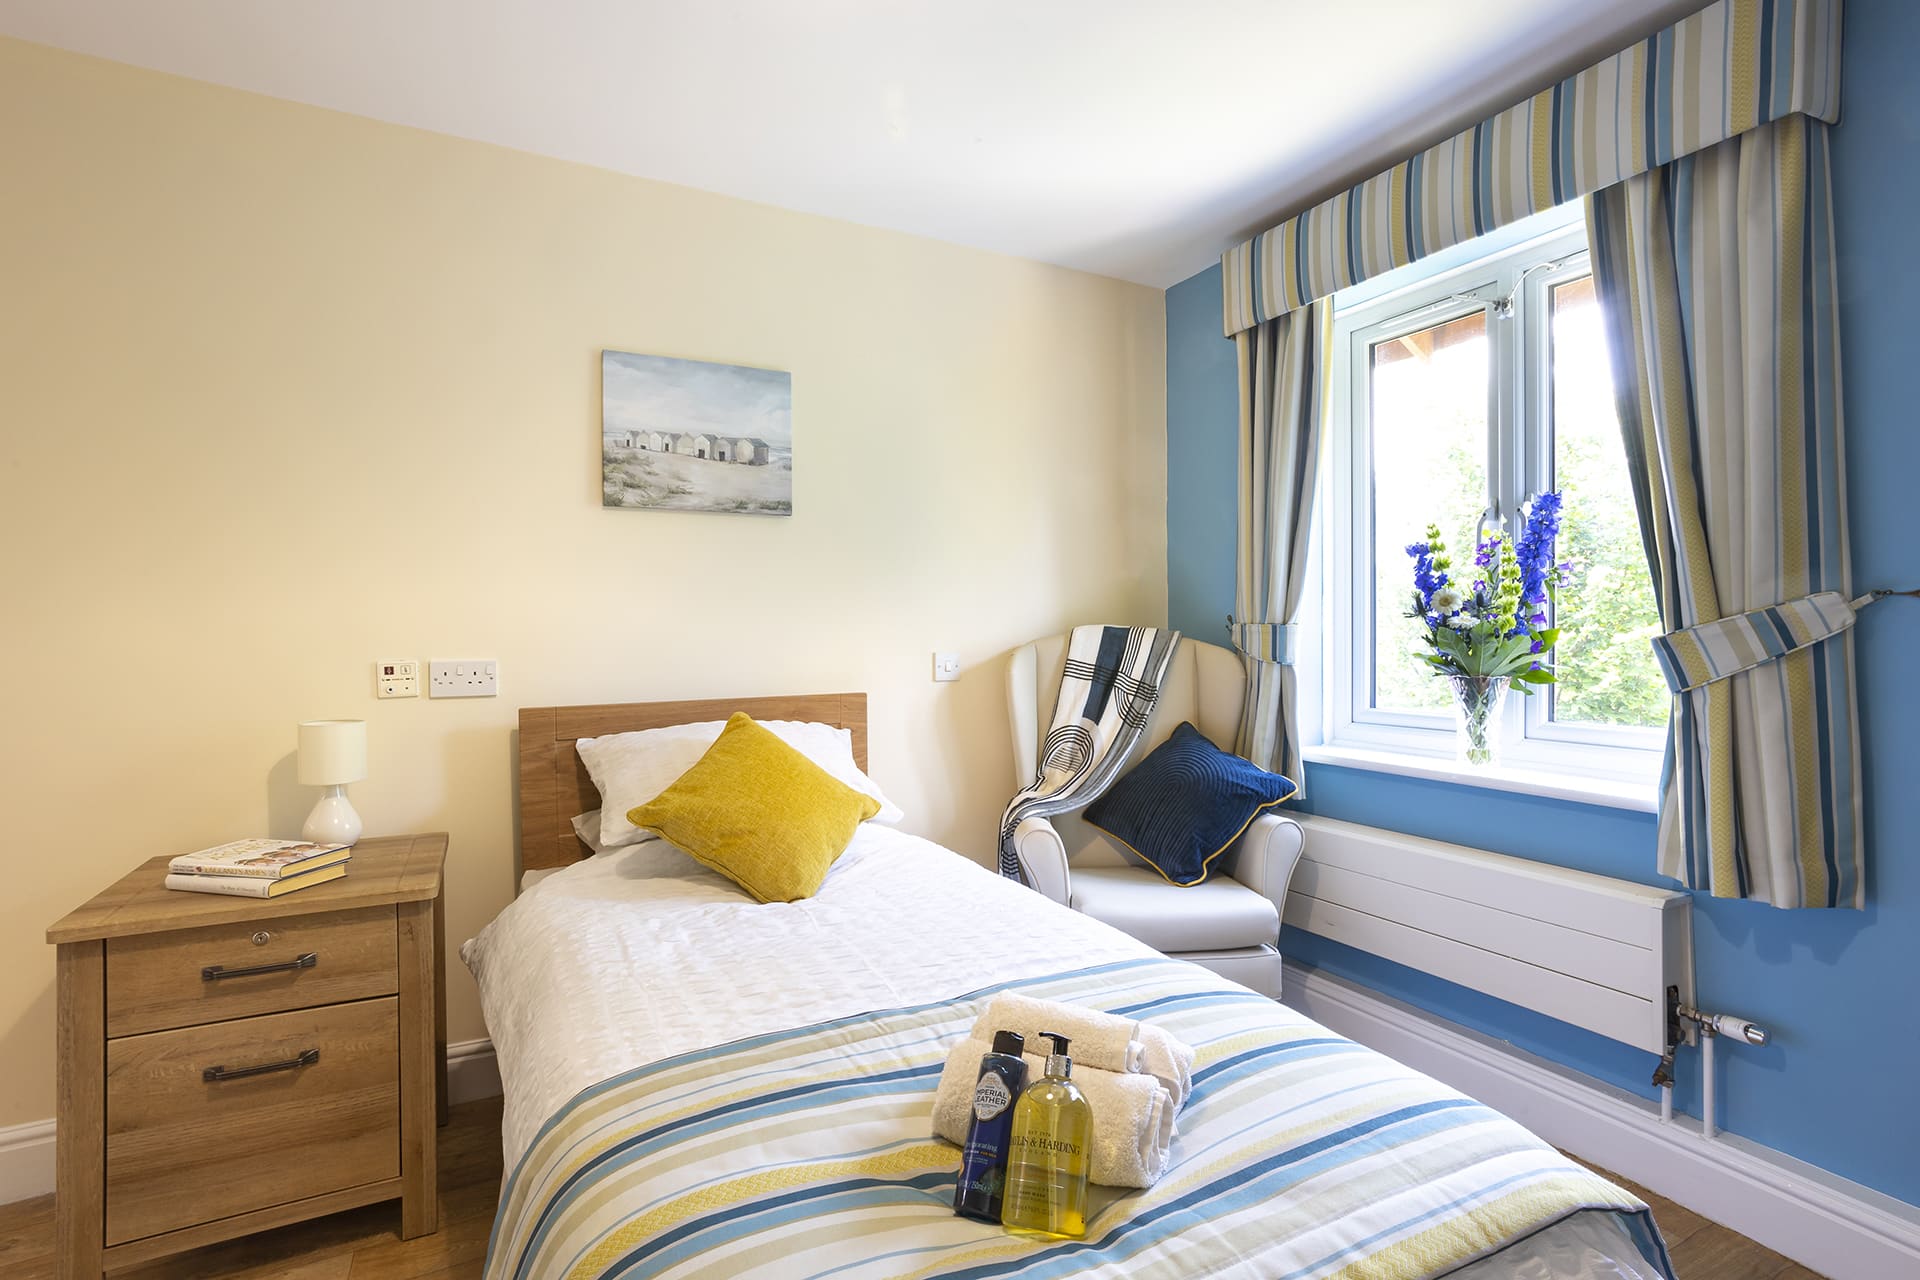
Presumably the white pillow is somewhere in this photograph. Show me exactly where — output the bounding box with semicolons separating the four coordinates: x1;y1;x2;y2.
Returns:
575;718;903;851
569;810;607;853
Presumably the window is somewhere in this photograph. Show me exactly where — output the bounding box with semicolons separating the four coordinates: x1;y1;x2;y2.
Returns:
1322;217;1666;783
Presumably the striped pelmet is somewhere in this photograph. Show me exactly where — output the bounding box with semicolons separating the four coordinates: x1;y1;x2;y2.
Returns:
1587;113;1861;910
483;959;1671;1280
1221;0;1842;336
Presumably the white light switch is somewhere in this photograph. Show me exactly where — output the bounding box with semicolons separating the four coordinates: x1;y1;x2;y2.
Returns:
429;659;498;698
376;659;419;699
932;651;961;683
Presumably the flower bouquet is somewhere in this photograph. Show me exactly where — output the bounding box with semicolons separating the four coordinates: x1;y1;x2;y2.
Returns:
1405;492;1565;765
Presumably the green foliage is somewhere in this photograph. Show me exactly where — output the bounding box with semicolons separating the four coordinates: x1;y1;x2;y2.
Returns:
1375;440;1487;715
1549;432;1668;728
1390;438;1667;727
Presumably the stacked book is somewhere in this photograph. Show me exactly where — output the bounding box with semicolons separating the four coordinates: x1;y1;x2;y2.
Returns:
165;838;352;898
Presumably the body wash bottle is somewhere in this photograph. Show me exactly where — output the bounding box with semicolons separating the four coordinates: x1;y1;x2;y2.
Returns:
953;1030;1030;1222
1000;1032;1092;1239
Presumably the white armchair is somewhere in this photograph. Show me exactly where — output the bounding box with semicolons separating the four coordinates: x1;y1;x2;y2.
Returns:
1006;633;1305;998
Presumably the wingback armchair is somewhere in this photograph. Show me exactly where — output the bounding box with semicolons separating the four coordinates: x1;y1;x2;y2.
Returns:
1006;633;1304;998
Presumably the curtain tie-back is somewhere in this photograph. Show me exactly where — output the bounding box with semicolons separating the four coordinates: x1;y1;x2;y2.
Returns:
1228;619;1297;666
1651;590;1908;694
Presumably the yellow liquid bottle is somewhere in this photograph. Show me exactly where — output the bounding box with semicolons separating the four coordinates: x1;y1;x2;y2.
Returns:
1000;1032;1091;1239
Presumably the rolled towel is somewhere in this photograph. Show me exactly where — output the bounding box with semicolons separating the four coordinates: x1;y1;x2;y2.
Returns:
1131;1024;1195;1113
974;992;1135;1074
932;1036;1174;1189
975;991;1194;1110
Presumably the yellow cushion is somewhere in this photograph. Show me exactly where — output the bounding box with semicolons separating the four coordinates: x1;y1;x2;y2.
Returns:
627;712;881;903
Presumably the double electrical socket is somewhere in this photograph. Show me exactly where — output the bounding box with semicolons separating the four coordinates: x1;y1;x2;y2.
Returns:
429;660;498;698
375;659;498;698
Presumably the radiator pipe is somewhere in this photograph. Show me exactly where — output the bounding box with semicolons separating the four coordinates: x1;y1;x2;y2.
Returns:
1701;1032;1717;1140
1656;999;1770;1139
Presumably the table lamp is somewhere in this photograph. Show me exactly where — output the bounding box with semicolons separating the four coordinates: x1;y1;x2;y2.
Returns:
298;719;367;845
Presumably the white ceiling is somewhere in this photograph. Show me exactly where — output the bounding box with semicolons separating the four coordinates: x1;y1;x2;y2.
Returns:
0;0;1702;286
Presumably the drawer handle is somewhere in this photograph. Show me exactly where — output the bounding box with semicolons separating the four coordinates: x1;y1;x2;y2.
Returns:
202;1048;320;1082
202;951;318;982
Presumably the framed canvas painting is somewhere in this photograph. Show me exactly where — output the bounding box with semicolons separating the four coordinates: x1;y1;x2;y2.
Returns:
601;350;793;516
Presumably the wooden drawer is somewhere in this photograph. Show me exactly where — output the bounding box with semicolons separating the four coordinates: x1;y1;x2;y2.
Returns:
105;996;400;1246
106;905;397;1036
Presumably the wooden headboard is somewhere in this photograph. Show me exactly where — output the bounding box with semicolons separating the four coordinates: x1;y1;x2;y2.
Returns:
517;693;869;873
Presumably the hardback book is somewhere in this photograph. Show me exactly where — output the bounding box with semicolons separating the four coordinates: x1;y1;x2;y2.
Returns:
164;860;350;898
168;838;351;879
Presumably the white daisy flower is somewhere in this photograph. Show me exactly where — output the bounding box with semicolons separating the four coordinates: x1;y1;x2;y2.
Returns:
1430;586;1465;615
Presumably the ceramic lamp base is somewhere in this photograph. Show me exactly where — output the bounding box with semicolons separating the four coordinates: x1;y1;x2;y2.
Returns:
302;786;363;846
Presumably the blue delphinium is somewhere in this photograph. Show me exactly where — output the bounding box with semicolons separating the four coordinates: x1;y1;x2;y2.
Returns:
1406;524;1456;628
1404;493;1563;693
1512;491;1564;635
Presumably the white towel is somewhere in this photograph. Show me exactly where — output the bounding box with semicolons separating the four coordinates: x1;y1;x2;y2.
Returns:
974;991;1194;1110
1130;1023;1196;1113
932;1037;1174;1189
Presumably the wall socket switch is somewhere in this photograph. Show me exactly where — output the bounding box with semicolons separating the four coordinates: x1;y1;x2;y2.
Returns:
429;660;498;698
932;651;961;683
377;659;419;699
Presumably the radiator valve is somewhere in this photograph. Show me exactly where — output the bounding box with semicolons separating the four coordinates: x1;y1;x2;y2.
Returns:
1651;985;1683;1088
1651;988;1772;1087
1686;1008;1770;1046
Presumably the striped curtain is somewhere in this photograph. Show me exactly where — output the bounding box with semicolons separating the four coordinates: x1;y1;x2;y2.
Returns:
1585;114;1862;909
1231;300;1331;783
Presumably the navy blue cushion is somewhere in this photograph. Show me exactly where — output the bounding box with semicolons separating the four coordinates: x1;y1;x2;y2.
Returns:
1082;722;1298;887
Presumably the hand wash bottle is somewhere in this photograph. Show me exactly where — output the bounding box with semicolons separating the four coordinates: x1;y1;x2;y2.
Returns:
999;1032;1091;1239
953;1030;1029;1222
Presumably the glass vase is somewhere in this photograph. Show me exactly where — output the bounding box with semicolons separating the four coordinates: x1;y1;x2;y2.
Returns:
1446;674;1509;767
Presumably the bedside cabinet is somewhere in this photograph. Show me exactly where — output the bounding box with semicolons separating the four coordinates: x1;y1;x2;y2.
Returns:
45;833;448;1279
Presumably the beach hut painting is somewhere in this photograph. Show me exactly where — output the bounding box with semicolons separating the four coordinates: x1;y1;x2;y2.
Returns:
601;351;792;516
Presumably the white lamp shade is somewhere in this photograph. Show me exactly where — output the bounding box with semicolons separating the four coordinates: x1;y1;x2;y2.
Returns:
298;719;367;785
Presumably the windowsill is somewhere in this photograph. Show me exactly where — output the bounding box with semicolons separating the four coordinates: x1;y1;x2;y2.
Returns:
1301;743;1660;813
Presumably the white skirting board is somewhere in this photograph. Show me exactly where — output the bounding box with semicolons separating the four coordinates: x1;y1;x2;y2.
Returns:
0;1118;54;1207
1286;965;1920;1280
0;1038;507;1206
447;1035;503;1105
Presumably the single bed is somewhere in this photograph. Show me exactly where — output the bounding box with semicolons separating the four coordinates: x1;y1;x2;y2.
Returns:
464;694;1675;1280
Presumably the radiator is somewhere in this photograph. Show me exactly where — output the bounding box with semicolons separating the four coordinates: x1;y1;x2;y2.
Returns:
1284;815;1692;1055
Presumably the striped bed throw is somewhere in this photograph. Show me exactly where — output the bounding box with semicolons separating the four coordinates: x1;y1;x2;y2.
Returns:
484;959;1672;1279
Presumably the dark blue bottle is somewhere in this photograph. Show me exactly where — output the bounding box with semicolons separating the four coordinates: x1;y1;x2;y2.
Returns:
953;1030;1029;1222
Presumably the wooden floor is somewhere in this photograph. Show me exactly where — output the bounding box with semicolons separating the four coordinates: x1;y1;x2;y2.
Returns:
0;1095;1820;1278
1567;1158;1825;1280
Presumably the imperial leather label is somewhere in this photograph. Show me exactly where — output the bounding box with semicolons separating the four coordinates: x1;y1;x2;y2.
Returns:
973;1073;1013;1121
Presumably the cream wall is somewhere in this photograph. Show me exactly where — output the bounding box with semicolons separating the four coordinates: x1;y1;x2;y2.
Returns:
0;40;1166;1132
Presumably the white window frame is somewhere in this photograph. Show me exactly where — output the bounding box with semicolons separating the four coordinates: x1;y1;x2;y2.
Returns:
1518;255;1668;757
1316;221;1664;789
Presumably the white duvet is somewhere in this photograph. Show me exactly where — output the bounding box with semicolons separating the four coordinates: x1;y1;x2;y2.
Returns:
462;825;1149;1167
462;825;1667;1280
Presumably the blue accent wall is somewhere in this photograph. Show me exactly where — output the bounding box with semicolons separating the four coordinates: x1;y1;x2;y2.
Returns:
1163;0;1920;1206
1166;266;1239;646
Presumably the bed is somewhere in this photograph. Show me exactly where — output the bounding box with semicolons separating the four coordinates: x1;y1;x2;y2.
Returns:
464;694;1675;1280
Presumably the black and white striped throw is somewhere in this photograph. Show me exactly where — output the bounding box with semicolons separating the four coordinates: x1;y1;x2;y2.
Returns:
998;625;1180;882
